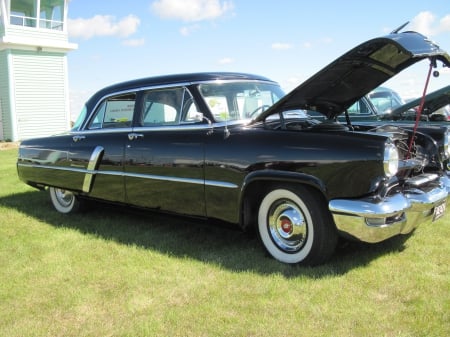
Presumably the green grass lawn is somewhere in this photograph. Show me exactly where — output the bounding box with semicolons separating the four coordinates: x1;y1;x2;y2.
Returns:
1;148;449;337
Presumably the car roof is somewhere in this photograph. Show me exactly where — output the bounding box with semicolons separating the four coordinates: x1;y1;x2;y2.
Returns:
369;86;403;98
255;30;450;121
84;72;276;110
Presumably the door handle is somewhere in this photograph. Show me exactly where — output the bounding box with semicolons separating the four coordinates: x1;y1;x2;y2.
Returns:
72;135;86;142
128;133;144;141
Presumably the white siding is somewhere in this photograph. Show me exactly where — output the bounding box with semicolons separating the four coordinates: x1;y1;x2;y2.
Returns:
12;50;70;140
5;25;71;46
0;50;12;140
0;99;3;140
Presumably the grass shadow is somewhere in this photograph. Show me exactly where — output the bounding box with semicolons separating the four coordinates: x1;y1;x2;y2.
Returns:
0;190;413;278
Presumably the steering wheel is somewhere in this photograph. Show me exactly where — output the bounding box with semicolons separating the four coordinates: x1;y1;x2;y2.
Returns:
249;105;271;118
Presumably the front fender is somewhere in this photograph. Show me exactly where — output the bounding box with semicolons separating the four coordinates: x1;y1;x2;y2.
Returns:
242;169;328;195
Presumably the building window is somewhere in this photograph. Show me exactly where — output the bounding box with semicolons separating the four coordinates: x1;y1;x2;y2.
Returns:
9;0;64;30
39;0;64;30
10;0;37;27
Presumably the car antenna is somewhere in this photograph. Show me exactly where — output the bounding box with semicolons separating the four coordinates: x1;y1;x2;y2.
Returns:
390;21;409;34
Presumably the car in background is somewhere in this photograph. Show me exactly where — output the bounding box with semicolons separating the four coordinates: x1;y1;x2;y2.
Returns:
17;30;450;266
308;86;408;122
387;84;450;122
368;86;406;115
307;96;380;122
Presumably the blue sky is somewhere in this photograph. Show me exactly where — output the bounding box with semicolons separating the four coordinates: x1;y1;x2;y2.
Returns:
66;0;450;118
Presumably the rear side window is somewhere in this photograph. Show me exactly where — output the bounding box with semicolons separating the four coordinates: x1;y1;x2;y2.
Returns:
87;93;136;129
141;87;200;126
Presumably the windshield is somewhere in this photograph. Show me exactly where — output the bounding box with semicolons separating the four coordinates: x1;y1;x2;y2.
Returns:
198;81;285;122
368;88;405;114
71;105;88;131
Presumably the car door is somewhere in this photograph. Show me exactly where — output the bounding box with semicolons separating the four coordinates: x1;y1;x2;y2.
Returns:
124;87;207;216
68;92;136;203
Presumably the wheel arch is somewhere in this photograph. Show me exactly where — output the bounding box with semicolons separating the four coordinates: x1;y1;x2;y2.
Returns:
239;170;329;231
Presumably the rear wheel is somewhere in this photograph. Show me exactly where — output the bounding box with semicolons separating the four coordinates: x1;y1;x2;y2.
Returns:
257;185;337;265
49;187;81;214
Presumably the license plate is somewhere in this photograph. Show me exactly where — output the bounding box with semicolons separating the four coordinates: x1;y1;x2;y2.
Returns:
433;202;446;221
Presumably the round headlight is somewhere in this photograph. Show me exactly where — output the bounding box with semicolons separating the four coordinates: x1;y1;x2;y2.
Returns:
383;143;399;178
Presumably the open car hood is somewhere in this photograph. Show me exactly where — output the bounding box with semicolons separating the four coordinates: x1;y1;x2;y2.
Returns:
255;30;450;122
389;84;450;117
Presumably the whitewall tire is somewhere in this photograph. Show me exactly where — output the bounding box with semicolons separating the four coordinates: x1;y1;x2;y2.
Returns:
49;187;81;214
257;186;337;265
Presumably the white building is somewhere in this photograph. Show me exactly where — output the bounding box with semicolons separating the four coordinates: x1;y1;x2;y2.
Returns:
0;0;77;141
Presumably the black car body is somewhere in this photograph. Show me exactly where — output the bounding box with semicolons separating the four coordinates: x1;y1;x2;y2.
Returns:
17;30;450;265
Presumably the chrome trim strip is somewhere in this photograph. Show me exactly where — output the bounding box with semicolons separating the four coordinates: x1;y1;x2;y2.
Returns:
71;121;246;134
82;146;104;193
16;162;238;189
124;171;237;188
17;162;88;174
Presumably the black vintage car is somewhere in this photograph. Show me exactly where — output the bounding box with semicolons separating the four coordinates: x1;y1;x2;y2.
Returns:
17;30;450;265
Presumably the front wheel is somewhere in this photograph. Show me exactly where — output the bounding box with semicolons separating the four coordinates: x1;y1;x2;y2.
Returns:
49;187;81;214
257;186;337;266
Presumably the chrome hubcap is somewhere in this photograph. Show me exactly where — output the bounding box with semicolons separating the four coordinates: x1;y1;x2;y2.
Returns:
55;188;74;207
268;200;307;252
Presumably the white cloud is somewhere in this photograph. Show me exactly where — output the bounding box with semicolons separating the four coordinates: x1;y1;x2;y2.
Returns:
68;14;140;39
299;36;332;50
180;24;201;36
271;43;293;50
218;57;233;65
437;14;450;34
122;38;146;47
151;0;234;22
410;11;435;36
409;11;450;36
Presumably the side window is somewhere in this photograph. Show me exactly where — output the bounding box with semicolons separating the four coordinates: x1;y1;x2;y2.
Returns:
347;99;370;115
142;88;182;126
87;93;136;129
140;87;201;126
199;83;283;121
204;96;230;121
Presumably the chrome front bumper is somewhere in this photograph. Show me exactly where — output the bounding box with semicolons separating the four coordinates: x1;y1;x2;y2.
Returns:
329;175;450;243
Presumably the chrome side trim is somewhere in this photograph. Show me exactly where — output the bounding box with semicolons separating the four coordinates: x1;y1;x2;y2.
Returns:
82;146;104;193
124;171;237;188
16;162;238;189
17;162;88;174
